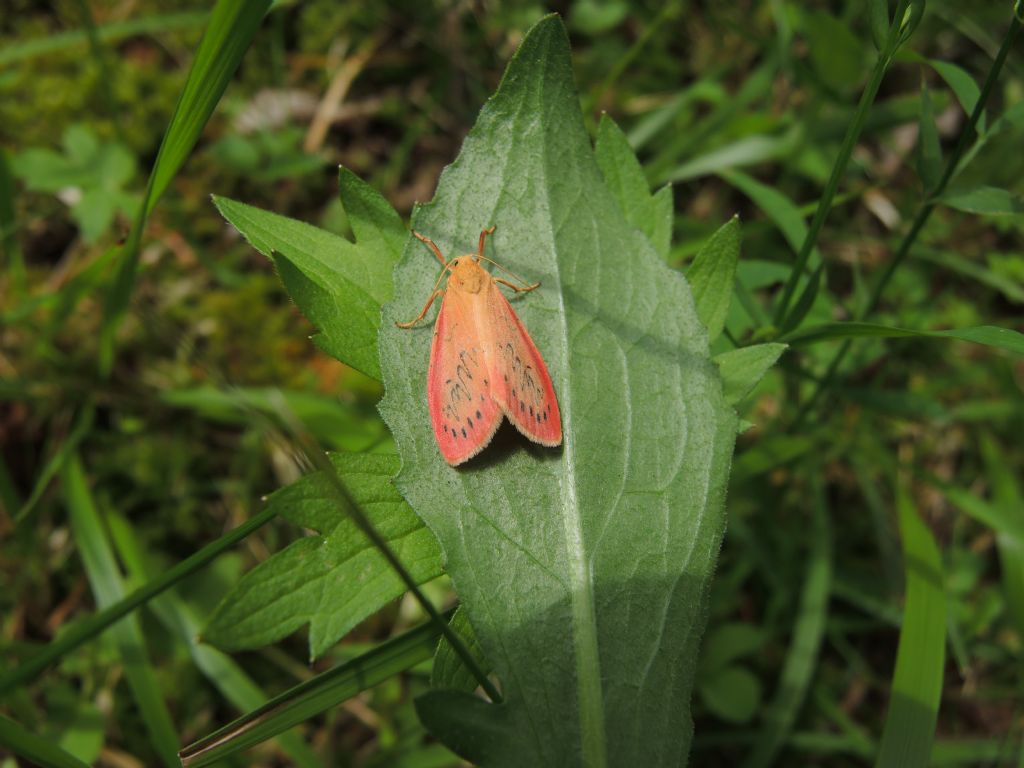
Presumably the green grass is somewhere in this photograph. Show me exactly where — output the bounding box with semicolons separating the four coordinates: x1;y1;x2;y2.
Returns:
1;1;1023;765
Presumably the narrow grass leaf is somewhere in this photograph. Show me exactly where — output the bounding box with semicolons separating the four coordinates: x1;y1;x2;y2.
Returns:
940;185;1024;215
0;148;24;292
666;129;801;183
803;10;868;91
160;385;388;452
912;247;1024;304
714;343;787;406
101;0;271;371
686;216;741;341
744;476;831;768
213;192;399;379
718;169;821;269
0;11;207;66
917;81;942;192
179;619;445;767
876;488;946;768
0;495;277;695
979;436;1024;636
782;321;1024;356
870;0;890;50
15;405;93;525
204;453;443;660
0;715;91;768
60;454;179;767
378;16;736;766
107;513;321;768
779;262;824;334
594;114;673;258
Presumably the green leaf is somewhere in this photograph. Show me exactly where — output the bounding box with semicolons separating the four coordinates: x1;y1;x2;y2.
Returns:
338;165;408;264
912;247;1024;305
803;10;867;91
698;665;762;724
213;183;402;379
180;619;445;767
101;0;272;373
698;622;764;676
378;16;736;766
917;81;942;192
60;454;179;767
714;343;787;406
106;513;321;768
0;11;207;67
686;216;741;341
926;60;985;133
594;114;673;258
0;147;23;290
0;714;91;768
782;321;1024;356
779;261;824;334
666;129;802;182
0;501;279;695
745;479;831;768
876;488;946;768
870;0;890;51
204;453;443;660
940;185;1024;215
978;436;1024;636
431;606;490;693
160;385;389;452
718;168;822;270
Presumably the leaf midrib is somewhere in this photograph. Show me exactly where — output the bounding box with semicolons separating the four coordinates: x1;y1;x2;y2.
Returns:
537;46;608;768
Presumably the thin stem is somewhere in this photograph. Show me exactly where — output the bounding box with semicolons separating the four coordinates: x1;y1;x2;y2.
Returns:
285;422;502;704
774;0;911;326
0;503;279;694
794;9;1022;424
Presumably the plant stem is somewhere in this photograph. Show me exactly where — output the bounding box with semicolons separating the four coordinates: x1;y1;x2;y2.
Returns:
773;0;911;326
0;502;279;694
288;423;503;704
794;9;1022;424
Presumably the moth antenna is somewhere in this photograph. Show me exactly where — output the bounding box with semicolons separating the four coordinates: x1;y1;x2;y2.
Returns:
477;255;538;289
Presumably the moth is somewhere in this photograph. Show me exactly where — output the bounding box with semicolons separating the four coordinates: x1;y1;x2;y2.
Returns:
397;226;562;465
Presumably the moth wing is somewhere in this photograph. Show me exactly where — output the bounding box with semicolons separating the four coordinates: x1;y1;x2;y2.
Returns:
428;290;504;465
486;284;562;447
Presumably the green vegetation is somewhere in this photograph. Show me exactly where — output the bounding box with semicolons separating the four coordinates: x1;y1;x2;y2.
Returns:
2;1;1022;766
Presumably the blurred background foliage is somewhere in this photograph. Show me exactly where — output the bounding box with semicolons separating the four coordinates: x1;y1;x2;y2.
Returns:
1;0;1022;766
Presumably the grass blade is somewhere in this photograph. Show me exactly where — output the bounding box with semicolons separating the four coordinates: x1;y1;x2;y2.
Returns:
0;714;91;768
744;473;832;768
106;512;321;768
60;454;178;766
0;497;277;694
99;0;272;373
178;618;446;767
0;11;207;66
0;147;24;294
876;485;946;767
774;0;914;325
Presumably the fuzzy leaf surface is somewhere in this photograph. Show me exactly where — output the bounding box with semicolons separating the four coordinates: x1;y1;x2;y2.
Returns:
378;16;736;767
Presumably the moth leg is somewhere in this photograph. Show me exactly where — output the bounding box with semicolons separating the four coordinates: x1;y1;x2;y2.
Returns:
495;277;539;293
477;226;497;259
396;289;442;328
412;231;447;266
